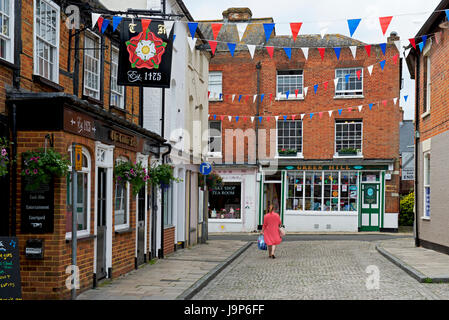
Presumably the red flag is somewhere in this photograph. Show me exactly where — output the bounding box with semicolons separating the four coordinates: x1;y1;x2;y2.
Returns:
245;95;250;103
319;112;323;118
356;69;362;80
348;107;352;112
393;54;399;64
324;81;328;90
97;17;104;32
290;22;303;42
382;100;387;106
209;40;218;55
269;93;273;102
409;38;416;50
295;89;299;98
243;116;247;122
141;19;152;33
291;115;296;120
208;91;210;98
379;16;393;36
266;117;270;122
266;46;274;59
211;23;223;40
220;115;225;121
365;45;371;57
318;48;325;61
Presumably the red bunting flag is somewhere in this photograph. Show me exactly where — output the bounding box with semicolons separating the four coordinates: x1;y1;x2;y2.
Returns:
290;22;303;41
209;40;218;55
266;46;274;59
208;91;210;98
243;116;247;122
211;23;223;40
295;89;299;98
393;54;399;64
324;81;328;90
365;45;371;57
409;38;416;50
269;93;273;102
97;16;104;32
348;107;352;112
220;115;225;121
356;69;362;80
245;95;250;103
292;115;296;120
319;112;323;118
382;100;387;106
266;117;270;122
379;16;393;36
318;48;325;61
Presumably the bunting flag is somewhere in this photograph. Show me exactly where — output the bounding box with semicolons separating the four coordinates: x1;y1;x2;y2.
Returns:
211;23;223;40
173;34;176;42
283;115;287;121
290;22;303;41
220;115;225;121
251;116;255;123
295;89;299;98
164;20;175;36
259;116;263;123
318;48;325;61
324;81;328;90
263;23;275;42
365;45;371;57
292;115;296;120
446;9;449;20
393;98;398;105
236;116;239;122
369;103;374;110
232;94;236;102
238;95;242;102
219;93;223;100
380;60;386;71
97;16;104;32
301;47;309;60
253;95;257;103
358;105;363;112
334;47;341;60
266;46;274;59
347;18;361;37
319;112;323;118
404;95;408;102
334;78;339;88
243;116;247;122
380;43;387;55
209;40;218;55
141;19;151;33
236;23;248;41
187;37;197;52
101;19;110;33
269;93;273;102
286;90;290;99
304;87;308;97
261;94;265;102
213;114;216;120
328;110;333;117
338;109;343;115
421;35;428;48
92;13;101;28
418;42;424;52
393;54;399;64
245;95;250;103
300;114;305;120
228;116;232;122
382;100;388;106
310;113;314;119
367;65;374;76
284;47;292;59
356;69;362;80
434;31;442;45
394;40;401;53
345;74;350;83
275;116;279;122
227;42;236;56
267;116;271;122
350;46;357;59
314;84;319;94
409;38;417;50
188;22;198;39
112;16;123;32
379;16;393;36
247;44;256;59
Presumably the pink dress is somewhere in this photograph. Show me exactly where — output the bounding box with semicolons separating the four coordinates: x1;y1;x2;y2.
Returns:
262;212;282;245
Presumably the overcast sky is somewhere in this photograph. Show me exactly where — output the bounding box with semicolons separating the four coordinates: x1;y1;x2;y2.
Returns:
183;0;442;120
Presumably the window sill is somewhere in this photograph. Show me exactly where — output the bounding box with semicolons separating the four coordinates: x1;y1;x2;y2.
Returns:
209;218;243;223
275;154;304;159
421;111;430;119
164;225;175;230
207;153;222;159
276;97;304;101
83;94;104;107
333;153;364;159
285;211;358;216
115;226;134;234
0;58;18;70
421;216;431;221
65;233;96;243
209;99;223;102
334;95;364;100
110;105;127;118
32;74;64;92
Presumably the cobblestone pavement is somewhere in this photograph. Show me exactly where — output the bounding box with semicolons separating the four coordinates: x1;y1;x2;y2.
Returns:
192;240;449;300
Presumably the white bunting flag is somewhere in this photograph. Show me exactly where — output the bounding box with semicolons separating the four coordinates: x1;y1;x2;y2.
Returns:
164;21;175;36
404;47;411;58
247;44;256;59
393;97;398;105
250;116;255;123
232;94;236;103
334;78;339;88
228;116;232;122
275;116;279;121
301;47;309;60
187;37;197;52
358;105;363;112
394;40;401;53
367;65;374;76
304;87;308;97
349;46;357;59
253;95;257;103
92;13;101;28
300;114;305;120
236;23;248;42
328;110;333;117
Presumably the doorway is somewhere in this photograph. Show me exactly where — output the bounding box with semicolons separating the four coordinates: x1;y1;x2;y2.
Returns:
360;172;381;231
263;182;282;215
136;187;146;266
96;168;107;280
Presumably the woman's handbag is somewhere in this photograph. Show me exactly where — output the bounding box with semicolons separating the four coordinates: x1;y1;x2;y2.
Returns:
258;234;267;250
279;226;286;237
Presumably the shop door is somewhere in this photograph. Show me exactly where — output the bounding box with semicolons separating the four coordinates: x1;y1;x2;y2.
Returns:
150;186;157;259
360;183;380;231
263;182;282;216
96;168;107;280
137;188;146;266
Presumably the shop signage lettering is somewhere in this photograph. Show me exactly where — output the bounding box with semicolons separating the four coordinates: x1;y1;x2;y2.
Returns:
0;237;22;300
283;165;388;171
212;185;238;196
64;109;97;140
118;18;173;88
109;130;137;148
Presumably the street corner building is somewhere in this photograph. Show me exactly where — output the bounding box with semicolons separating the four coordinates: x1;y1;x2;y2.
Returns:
202;8;402;233
406;0;449;255
0;0;207;300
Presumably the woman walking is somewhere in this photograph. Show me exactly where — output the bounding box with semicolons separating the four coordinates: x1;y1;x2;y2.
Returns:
261;204;282;258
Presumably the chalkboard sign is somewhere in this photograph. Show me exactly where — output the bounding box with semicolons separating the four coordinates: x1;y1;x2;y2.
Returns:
21;175;54;233
0;237;22;300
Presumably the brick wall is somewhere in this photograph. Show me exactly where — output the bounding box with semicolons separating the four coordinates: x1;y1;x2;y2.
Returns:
163;227;175;255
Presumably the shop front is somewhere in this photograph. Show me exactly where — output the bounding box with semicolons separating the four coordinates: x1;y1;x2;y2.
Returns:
257;163;397;232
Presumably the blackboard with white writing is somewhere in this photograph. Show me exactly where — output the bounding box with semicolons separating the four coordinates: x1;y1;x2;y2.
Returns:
0;237;22;300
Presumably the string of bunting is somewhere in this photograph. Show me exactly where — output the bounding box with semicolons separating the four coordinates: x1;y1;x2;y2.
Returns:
207;95;407;123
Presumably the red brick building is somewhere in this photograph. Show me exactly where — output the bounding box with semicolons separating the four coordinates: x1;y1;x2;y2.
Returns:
0;0;169;299
201;8;402;233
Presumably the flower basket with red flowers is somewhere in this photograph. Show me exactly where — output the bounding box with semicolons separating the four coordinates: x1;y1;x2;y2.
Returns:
114;161;150;196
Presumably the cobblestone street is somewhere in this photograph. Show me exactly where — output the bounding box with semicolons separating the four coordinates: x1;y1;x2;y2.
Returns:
193;240;449;300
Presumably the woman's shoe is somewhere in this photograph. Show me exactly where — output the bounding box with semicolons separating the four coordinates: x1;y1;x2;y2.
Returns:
272;255;276;259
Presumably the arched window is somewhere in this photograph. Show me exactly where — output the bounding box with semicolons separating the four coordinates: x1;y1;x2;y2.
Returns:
115;156;130;229
66;146;91;238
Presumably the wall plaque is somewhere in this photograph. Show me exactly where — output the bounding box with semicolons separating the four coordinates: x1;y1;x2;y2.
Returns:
0;237;22;300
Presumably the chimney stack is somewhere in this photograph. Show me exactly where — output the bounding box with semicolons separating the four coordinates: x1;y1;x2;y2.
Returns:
222;8;252;22
388;31;400;44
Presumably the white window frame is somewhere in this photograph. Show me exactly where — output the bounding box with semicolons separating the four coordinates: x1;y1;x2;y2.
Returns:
0;0;14;63
423;151;431;220
208;71;223;101
83;30;101;100
110;46;124;108
276;70;304;100
334;120;363;158
276;120;303;159
422;54;431;117
33;0;60;83
334;67;363;98
208;120;222;157
114;157;130;230
66;147;91;240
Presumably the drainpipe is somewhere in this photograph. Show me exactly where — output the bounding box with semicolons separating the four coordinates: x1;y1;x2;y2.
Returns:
414;54;420;248
10;103;17;237
255;62;261;166
159;142;171;259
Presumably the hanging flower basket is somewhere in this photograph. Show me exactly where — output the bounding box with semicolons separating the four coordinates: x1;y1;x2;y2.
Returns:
114;161;150;196
21;148;70;191
148;164;181;188
0;137;11;177
199;171;223;190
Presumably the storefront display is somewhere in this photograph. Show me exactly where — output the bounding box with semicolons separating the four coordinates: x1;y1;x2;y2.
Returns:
208;182;241;219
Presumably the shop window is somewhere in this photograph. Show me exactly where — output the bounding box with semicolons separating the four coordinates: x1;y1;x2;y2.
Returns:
340;172;358;211
277;120;302;156
208;121;222;155
287;172;304;210
84;31;101;100
163;181;173;227
208;71;222;101
66;148;91;238
208;182;241;219
0;0;14;63
335;120;363;155
34;0;60;83
111;46;124;108
323;171;339;211
277;70;303;99
335;67;363;96
114;157;129;228
305;172;322;211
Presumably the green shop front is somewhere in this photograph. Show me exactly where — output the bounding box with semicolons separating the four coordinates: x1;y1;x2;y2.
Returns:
257;163;394;232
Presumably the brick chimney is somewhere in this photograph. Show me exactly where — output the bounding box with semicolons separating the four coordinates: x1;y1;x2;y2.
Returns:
222;7;252;22
387;31;400;44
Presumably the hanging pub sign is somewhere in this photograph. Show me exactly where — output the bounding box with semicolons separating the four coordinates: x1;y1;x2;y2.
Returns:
118;18;173;88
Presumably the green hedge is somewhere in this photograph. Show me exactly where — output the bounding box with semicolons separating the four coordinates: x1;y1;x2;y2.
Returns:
399;191;414;226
